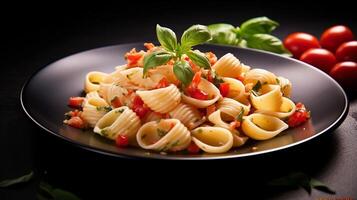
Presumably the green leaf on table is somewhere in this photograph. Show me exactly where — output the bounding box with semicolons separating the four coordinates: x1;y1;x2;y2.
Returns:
156;24;178;52
186;50;211;69
246;33;292;56
240;16;279;36
207;23;239;46
173;60;194;86
143;51;173;76
181;25;212;51
38;181;81;200
0;171;33;187
268;172;336;195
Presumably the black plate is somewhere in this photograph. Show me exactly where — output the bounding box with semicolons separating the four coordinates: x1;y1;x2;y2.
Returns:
21;43;349;160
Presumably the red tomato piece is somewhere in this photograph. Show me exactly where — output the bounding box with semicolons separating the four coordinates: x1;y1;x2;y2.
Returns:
320;25;354;53
191;71;202;88
116;135;129;147
219;82;230;97
67;116;85;129
284;32;320;58
335;41;357;62
329;61;357;88
187;87;208;100
287;103;310;127
156;77;170;89
111;96;122;108
68;97;84;108
187;142;200;154
300;48;336;73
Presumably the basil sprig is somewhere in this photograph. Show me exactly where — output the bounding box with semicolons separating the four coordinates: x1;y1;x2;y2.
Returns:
207;16;291;56
144;24;212;86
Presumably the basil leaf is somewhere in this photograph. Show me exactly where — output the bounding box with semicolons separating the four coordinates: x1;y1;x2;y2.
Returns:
186;50;211;69
236;108;245;122
143;51;173;76
173;61;194;86
38;181;81;200
310;178;336;194
0;171;33;187
181;25;212;51
240;16;279;36
207;23;239;46
246;34;292;56
156;24;177;52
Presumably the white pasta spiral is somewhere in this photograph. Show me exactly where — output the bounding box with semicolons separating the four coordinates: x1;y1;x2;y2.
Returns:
191;126;233;153
84;71;109;93
217;97;250;121
277;76;292;97
169;103;205;129
81;97;109;127
136;84;181;113
244;68;277;86
99;83;128;105
212;53;250;78
182;78;221;108
136;119;191;152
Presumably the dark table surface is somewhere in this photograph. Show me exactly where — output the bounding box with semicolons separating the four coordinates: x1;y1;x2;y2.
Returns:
1;2;356;199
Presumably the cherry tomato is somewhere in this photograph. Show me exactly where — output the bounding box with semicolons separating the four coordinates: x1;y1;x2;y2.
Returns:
187;87;208;100
66;116;85;129
116;135;129;147
287;103;310;127
335;41;357;62
329;61;357;88
320;25;354;53
219;83;230;97
187;142;200;154
156;77;170;89
68;97;84;108
300;48;336;73
284;32;320;58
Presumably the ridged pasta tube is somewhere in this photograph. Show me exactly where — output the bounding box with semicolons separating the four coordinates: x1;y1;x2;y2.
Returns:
242;113;288;140
81;97;109;127
244;69;277;86
99;83;128;105
191;126;233;153
169;103;206;129
212;53;250;78
217;98;250;121
182;78;220;108
84;71;109;93
136;119;191;152
94;106;141;143
136;84;181;113
277;76;292;97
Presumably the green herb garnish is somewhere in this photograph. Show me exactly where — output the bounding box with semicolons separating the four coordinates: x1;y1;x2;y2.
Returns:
236;108;245;122
0;171;33;187
276;78;280;84
251;81;262;96
143;24;212;86
207;17;291;56
96;106;112;112
157;128;168;138
115;109;124;113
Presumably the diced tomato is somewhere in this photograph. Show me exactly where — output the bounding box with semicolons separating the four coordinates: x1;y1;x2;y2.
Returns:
144;42;155;50
219;82;230;97
116;135;129;147
287;103;310;127
184;56;200;73
206;104;216;116
236;75;245;82
111;96;122;108
207;70;214;83
229;120;241;130
125;48;144;67
132;95;149;118
68;97;84;108
191;71;202;88
187;142;200;154
66;116;85;129
187;87;208;100
156;77;170;89
205;52;217;65
67;109;81;117
169;122;175;129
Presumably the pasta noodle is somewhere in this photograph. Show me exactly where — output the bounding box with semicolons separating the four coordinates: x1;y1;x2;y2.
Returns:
242;113;289;140
182;78;221;108
136;84;181;113
212;53;250;78
136;119;191;152
64;42;309;154
94;106;141;143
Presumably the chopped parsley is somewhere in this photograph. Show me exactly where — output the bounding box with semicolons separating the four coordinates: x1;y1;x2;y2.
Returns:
251;81;262;96
96;106;112;112
276;78;280;84
236;107;245;122
197;128;203;134
101;129;108;136
141;134;147;139
212;71;224;88
157;128;168;138
115;109;124;113
92;81;100;85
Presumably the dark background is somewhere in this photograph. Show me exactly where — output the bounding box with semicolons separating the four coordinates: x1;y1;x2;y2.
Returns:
1;1;357;199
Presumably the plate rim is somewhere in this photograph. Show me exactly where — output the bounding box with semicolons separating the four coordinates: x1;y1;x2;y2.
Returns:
20;42;350;160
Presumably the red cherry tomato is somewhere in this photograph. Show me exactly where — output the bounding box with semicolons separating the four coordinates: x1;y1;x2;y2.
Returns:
187;87;208;100
187;142;200;154
335;41;357;62
287;103;310;127
116;135;129;147
320;25;354;53
68;97;84;108
300;48;336;73
66;116;85;129
284;32;320;58
219;83;230;97
329;61;357;88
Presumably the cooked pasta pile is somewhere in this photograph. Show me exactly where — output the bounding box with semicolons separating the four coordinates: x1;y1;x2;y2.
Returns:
64;42;310;154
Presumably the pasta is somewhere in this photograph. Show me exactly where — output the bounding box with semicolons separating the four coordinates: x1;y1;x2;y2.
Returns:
64;42;310;154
